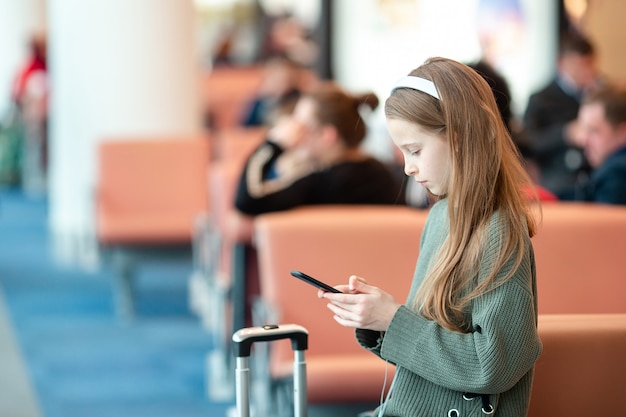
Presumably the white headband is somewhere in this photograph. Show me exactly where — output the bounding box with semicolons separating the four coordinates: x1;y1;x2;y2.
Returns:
391;76;440;100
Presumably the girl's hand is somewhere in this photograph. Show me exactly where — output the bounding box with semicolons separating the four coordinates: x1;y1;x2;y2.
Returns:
318;275;401;331
316;275;363;297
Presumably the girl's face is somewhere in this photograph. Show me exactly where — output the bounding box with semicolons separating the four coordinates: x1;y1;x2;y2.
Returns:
387;118;451;196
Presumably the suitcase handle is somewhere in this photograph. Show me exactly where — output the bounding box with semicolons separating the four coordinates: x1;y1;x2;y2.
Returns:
232;324;309;417
232;323;309;357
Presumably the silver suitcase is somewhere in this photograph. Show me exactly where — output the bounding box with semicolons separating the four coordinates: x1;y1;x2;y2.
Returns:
232;324;309;417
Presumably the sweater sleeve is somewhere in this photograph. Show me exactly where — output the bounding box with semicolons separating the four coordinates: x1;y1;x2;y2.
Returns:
378;221;542;394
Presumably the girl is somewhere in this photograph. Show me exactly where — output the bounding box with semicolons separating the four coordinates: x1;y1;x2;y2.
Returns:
320;57;543;416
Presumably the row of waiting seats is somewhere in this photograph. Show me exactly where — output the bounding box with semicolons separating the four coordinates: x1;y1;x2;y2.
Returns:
249;203;626;416
94;64;271;319
95;126;267;320
95;63;303;319
93;65;278;407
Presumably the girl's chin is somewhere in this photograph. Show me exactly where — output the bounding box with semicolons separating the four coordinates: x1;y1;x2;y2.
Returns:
428;188;445;197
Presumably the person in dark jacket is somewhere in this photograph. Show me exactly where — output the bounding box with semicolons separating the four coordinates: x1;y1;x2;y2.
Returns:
575;84;626;204
235;81;401;215
523;29;601;200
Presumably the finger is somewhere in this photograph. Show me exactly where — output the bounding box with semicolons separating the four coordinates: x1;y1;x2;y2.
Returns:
349;276;378;294
334;284;351;293
350;275;368;285
332;314;360;329
323;292;362;306
318;287;344;299
328;303;354;319
326;303;360;325
319;285;349;299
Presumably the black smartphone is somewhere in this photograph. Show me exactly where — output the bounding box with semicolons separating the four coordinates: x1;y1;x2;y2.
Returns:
290;270;342;293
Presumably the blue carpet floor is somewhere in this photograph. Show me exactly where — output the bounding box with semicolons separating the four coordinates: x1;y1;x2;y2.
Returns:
0;189;380;417
0;189;233;417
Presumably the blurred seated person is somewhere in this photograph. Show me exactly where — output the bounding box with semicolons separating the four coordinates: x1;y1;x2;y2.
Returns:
230;81;401;327
257;12;319;68
235;81;401;217
240;54;305;127
12;33;48;111
523;29;601;200
574;84;626;204
11;32;49;193
468;60;534;163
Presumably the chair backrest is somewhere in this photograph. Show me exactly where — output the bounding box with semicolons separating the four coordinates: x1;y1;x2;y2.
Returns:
207;158;248;277
202;65;318;131
96;135;211;245
530;314;626;416
253;205;429;402
209;159;244;234
203;66;264;130
533;202;626;314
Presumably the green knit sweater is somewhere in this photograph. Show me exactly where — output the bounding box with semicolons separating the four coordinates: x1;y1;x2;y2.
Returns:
356;199;542;416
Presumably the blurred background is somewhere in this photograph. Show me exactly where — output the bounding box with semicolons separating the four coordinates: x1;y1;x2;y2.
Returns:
1;0;625;416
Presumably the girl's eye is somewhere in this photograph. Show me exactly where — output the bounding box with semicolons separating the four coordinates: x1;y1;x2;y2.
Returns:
410;149;421;156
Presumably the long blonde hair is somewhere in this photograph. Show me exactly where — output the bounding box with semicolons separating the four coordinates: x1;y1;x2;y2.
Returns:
385;57;539;332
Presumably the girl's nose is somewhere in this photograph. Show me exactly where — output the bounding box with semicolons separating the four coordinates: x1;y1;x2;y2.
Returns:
404;162;417;177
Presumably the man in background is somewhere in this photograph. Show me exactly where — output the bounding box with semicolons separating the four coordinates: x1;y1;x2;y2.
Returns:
575;84;626;204
523;29;601;200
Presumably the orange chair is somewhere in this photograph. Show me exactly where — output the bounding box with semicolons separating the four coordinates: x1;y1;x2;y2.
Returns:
530;314;626;416
196;151;253;329
206;158;246;337
202;66;264;130
96;135;211;319
252;205;428;408
202;64;318;131
190;126;265;326
533;202;626;314
194;157;254;401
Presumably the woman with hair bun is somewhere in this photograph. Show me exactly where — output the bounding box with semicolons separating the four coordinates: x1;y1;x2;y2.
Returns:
235;81;400;215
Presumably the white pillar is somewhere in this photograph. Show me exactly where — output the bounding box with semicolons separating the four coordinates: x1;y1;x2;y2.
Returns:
47;0;203;267
0;0;46;117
